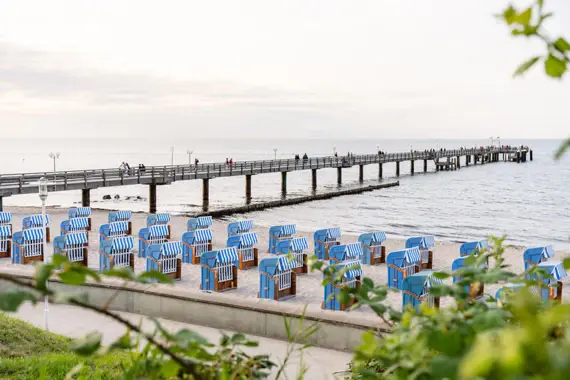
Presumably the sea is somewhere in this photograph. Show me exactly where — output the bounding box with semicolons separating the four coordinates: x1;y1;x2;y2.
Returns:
1;138;569;249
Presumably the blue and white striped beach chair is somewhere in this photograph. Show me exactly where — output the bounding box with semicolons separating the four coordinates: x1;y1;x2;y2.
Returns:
99;236;135;272
54;231;89;266
146;241;183;281
0;225;12;258
23;214;50;242
12;227;45;265
69;207;92;230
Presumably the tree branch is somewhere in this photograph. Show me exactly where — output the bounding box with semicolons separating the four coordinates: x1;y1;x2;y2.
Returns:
0;273;205;379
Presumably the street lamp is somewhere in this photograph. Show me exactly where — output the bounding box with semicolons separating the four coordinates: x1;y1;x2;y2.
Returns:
38;177;49;331
186;149;193;166
332;146;336;156
48;152;59;190
170;147;175;166
273;148;278;160
376;144;379;153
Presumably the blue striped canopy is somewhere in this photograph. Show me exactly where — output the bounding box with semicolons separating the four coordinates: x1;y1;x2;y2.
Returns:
344;264;363;279
0;225;11;237
194;229;213;242
162;241;182;256
216;247;238;264
112;236;134;250
25;214;50;227
345;243;363;257
70;217;89;229
70;207;91;217
372;232;387;243
115;211;132;221
277;256;297;272
290;237;309;252
239;232;258;247
404;247;422;263
149;225;169;237
406;236;435;249
155;213;171;224
327;228;341;240
110;221;129;233
0;212;12;223
197;216;212;227
281;224;296;235
424;274;444;287
538;262;568;281
23;228;44;241
238;220;253;232
65;232;88;245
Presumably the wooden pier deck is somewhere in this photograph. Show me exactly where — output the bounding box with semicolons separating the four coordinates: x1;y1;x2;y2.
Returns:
0;146;532;212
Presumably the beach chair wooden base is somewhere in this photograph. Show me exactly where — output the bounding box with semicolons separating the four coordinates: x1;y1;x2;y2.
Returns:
420;251;433;270
276;273;297;301
214;267;238;292
191;243;213;265
239;248;259;270
369;246;386;265
127;222;132;236
46;227;51;243
549;281;563;302
167;225;171;240
164;258;182;281
0;241;11;258
23;253;44;265
87;217;92;231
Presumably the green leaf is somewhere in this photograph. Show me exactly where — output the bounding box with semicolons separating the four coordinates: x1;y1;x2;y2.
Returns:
52;254;69;267
513;56;541;77
71;332;102;356
54;291;88;304
503;6;517;25
544;54;567;78
58;270;87;285
174;329;212;347
433;271;450;279
554;38;570;53
34;263;54;292
516;8;532;26
137;270;174;284
0;290;37;311
103;267;137;281
109;333;133;350
563;257;570;270
160;360;180;378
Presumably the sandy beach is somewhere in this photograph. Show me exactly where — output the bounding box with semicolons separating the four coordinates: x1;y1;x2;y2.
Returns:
3;206;569;317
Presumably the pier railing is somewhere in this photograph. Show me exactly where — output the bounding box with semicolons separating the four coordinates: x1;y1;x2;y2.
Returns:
0;147;526;196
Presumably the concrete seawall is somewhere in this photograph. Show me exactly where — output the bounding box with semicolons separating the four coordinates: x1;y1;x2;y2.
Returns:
195;181;399;217
0;267;388;351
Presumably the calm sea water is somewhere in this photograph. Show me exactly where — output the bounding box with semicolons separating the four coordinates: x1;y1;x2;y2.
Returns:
1;138;569;249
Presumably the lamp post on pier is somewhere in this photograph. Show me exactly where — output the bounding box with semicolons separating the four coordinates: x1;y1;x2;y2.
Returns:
38;177;49;331
48;152;59;190
170;146;175;166
186;149;193;166
273;148;278;160
332;146;336;156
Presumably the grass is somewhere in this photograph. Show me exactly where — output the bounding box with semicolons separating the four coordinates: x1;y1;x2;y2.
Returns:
0;313;129;379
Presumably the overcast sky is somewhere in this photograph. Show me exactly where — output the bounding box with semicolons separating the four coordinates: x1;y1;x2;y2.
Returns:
0;0;568;139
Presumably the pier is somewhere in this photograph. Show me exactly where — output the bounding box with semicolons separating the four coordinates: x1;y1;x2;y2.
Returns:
0;146;532;212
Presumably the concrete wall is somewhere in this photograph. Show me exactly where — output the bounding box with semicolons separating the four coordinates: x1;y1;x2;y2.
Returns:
0;268;389;351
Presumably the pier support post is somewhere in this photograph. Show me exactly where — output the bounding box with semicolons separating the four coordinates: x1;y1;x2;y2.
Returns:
281;171;287;196
202;178;209;203
149;184;157;214
337;167;342;185
396;161;400;177
466;155;469;166
0;196;3;212
312;169;317;190
530;150;533;161
245;174;252;200
81;189;90;207
423;159;427;173
359;165;364;182
378;163;383;179
410;160;414;175
456;157;460;169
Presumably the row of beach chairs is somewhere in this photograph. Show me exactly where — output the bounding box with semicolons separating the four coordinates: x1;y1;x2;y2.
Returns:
0;209;565;312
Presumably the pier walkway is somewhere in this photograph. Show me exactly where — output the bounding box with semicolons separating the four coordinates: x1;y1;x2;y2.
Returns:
0;146;532;212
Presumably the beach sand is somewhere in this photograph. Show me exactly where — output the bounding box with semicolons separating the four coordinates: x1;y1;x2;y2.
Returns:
3;206;569;318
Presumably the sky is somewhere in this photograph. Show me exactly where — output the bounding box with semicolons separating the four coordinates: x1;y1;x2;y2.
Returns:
0;0;569;139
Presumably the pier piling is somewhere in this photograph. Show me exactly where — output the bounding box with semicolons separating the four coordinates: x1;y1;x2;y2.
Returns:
245;174;252;200
456;157;460;169
281;172;287;195
423;159;427;173
337;167;342;185
81;189;90;207
0;197;3;212
202;179;209;203
396;161;400;177
312;169;318;190
410;160;415;175
149;184;157;214
359;165;364;182
378;163;383;179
